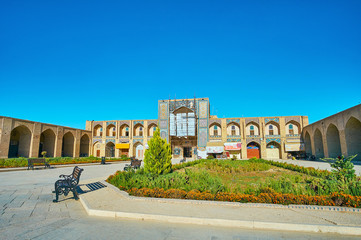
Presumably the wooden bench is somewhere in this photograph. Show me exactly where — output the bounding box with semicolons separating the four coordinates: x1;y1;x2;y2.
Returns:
27;158;50;170
53;166;84;202
124;158;142;171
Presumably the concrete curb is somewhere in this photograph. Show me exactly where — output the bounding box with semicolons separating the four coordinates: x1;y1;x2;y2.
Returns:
79;194;361;236
100;180;361;213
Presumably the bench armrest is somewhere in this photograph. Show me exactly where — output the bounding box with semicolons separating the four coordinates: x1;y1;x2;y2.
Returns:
59;174;72;179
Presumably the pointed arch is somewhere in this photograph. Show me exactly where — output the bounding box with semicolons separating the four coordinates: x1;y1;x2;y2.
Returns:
286;120;301;135
209;122;222;136
304;131;312;156
148;123;158;137
8;125;32;158
313;128;324;158
133;142;144;159
39;129;56;157
80;134;90;157
265;121;280;136
246;121;260;136
62;132;74;157
227;122;240;136
133;123;144;137
106;124;116;137
93;141;101;157
247;141;260;159
266;141;281;159
119;124;130;137
326;124;341;158
105;142;115;157
93;124;103;137
345;116;361;160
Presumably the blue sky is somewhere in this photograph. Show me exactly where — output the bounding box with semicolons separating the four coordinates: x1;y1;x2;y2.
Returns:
0;0;360;129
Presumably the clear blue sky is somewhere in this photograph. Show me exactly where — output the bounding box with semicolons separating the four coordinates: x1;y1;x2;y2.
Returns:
0;0;360;129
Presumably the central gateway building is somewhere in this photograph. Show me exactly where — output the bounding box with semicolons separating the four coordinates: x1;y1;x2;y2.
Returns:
86;98;308;160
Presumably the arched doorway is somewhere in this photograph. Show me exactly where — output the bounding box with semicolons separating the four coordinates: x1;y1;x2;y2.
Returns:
39;129;56;157
8;125;32;158
62;132;74;157
80;134;90;157
326;124;341;158
247;142;260;159
134;142;144;159
105;142;115;158
266;142;281;159
314;129;324;158
93;141;101;157
304;131;312;156
345;117;361;161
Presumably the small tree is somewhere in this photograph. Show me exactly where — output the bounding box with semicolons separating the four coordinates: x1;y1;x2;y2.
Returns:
144;128;172;175
323;155;357;180
41;151;47;158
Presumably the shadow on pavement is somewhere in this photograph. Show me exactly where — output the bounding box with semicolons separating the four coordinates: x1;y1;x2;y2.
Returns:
77;181;107;194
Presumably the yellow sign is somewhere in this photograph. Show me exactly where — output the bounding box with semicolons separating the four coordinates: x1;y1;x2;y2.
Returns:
116;143;130;149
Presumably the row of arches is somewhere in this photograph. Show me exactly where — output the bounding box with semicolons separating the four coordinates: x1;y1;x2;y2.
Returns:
93;123;158;137
8;125;90;158
304;117;361;160
209;121;300;137
93;141;144;159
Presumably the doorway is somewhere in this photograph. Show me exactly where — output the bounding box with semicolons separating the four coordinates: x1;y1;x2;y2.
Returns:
183;147;192;158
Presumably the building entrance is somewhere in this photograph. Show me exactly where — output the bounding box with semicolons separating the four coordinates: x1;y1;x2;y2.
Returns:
183;147;192;158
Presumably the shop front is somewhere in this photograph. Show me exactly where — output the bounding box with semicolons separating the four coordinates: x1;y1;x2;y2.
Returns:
206;142;224;158
115;143;129;157
224;142;242;159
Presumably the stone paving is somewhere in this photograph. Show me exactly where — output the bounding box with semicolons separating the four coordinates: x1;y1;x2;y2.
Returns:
0;160;360;239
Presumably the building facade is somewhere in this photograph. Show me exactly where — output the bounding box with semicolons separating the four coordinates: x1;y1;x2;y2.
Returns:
86;98;308;160
0;116;91;159
302;104;361;161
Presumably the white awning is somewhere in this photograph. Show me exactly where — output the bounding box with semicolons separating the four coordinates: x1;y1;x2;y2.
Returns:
224;142;242;150
285;143;305;152
206;146;224;153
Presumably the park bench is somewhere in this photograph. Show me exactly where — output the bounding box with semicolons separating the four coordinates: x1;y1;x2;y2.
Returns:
124;157;142;171
27;158;50;170
53;166;84;202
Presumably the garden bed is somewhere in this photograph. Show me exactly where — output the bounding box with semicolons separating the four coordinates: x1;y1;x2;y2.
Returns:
107;158;361;208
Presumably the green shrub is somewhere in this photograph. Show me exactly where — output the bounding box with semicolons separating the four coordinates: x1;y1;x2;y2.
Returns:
143;128;172;175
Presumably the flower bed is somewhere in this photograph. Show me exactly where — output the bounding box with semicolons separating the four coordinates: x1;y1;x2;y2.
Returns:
125;187;361;208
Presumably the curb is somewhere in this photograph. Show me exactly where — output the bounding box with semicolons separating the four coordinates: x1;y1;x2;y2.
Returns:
101;180;361;213
79;194;361;236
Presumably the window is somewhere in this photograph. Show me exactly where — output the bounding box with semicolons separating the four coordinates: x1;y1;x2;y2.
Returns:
112;127;116;136
153;127;156;131
250;125;254;135
231;125;236;136
139;127;143;136
269;125;274;135
125;127;129;137
213;125;219;136
289;124;294;134
99;128;103;137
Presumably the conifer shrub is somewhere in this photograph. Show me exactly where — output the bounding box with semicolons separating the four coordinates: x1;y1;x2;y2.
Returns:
143;128;172;175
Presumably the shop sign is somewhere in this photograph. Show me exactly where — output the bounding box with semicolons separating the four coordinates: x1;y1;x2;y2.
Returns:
224;142;241;150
